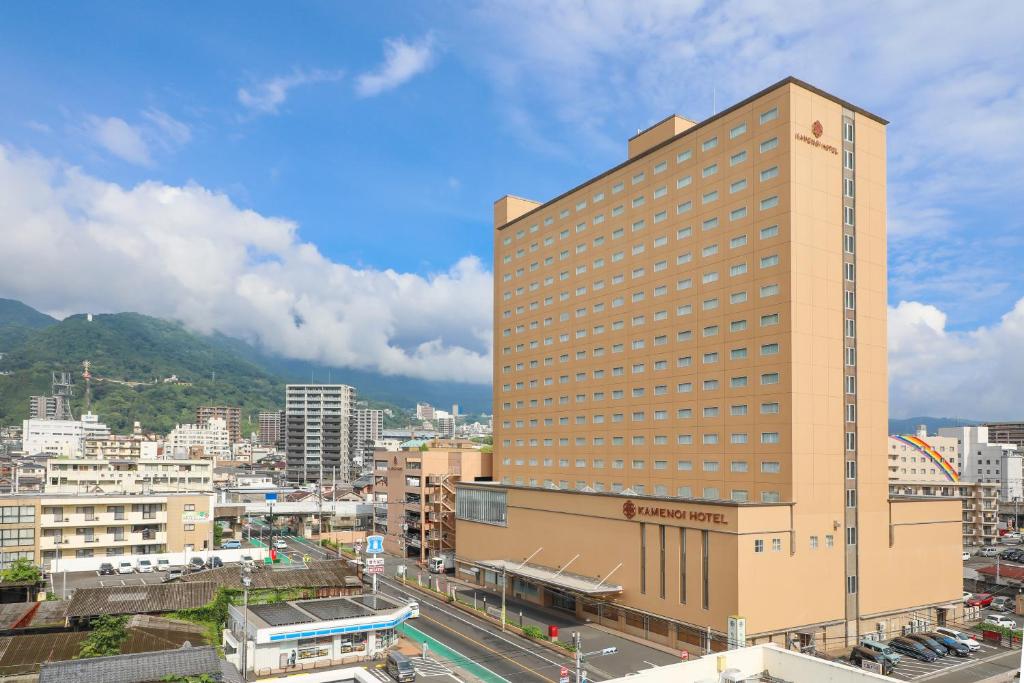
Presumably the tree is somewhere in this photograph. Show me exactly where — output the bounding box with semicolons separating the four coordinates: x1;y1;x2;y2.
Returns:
1;557;40;583
162;675;218;683
77;615;129;658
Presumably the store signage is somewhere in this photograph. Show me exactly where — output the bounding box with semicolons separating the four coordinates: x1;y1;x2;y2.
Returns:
366;565;385;574
182;511;209;522
621;500;727;525
794;120;837;155
727;615;746;649
365;557;385;567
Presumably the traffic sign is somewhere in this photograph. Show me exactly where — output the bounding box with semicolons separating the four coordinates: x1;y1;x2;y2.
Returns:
365;557;385;567
559;678;569;683
265;492;277;502
365;565;385;574
366;535;384;554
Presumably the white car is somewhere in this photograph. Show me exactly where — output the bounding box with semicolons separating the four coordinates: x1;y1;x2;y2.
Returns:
983;614;1017;629
962;551;971;561
935;627;981;651
136;559;154;573
407;601;420;618
240;554;257;569
963;591;973;604
156;558;170;571
1003;533;1022;545
979;546;999;557
273;539;288;550
117;561;134;575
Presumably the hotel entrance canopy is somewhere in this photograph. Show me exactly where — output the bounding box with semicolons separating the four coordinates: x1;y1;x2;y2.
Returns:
475;559;623;596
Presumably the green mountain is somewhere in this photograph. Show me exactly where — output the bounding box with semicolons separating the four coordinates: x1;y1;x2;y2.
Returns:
0;300;491;434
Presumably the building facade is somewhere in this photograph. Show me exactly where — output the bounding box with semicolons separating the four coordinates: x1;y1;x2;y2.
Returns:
166;417;231;459
378;446;491;560
984;422;1024;449
258;410;284;448
457;78;961;650
21;413;110;457
196;406;242;443
28;396;58;420
0;492;213;570
888;480;999;548
350;409;384;469
45;458;213;494
285;384;355;484
939;426;1022;502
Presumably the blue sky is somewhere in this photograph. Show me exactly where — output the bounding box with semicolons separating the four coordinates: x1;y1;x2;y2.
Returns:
1;2;1023;417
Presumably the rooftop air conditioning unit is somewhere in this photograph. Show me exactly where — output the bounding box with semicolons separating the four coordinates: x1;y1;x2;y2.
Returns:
719;669;746;683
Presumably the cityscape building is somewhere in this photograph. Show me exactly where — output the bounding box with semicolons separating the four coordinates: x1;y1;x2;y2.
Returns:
456;77;961;650
21;413;110;457
350;408;384;470
285;384;355;484
195;406;242;443
45;457;213;494
166;417;231;459
258;410;284;448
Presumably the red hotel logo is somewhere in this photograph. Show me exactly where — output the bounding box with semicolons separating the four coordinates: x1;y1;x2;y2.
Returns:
621;500;728;525
812;120;823;138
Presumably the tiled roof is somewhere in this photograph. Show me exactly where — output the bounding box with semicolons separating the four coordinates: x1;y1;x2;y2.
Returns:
64;581;216;618
178;559;359;590
38;644;224;683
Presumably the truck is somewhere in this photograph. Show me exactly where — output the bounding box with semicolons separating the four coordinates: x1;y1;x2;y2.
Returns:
428;551;455;574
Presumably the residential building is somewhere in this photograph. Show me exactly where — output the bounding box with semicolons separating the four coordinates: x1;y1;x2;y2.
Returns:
45;458;213;494
984;422;1024;449
350;409;384;469
889;480;999;548
258;410;284;448
28;395;58;420
224;594;414;677
285;384;355;484
21;413;110;457
434;413;455;439
415;403;435;421
456;78;961;651
83;429;163;460
166;417;231;459
887;427;961;483
939;426;1022;502
196;406;242;443
379;446;491;561
0;492;213;570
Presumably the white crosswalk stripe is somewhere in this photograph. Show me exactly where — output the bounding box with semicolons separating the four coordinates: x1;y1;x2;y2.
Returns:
413;656;455;677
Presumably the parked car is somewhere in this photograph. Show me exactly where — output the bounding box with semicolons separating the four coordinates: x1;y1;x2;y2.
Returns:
205;556;223;569
857;639;901;666
979;546;999;557
1002;532;1021;545
156;558;170;571
161;569;183;583
98;562;115;576
385;651;416;682
967;592;994;607
220;539;241;550
983;614;1017;629
962;551;971;561
273;539;288;550
906;633;949;657
240;554;257;569
935;627;981;652
925;632;970;657
1009;550;1024;562
136;559;154;573
187;557;206;572
117;561;134;575
849;646;893;675
963;591;973;604
889;637;938;662
992;596;1014;612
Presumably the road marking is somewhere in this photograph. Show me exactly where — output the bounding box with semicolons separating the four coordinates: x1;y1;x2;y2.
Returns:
400;621;507;683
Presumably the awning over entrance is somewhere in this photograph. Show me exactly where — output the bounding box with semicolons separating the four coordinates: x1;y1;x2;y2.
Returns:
475;559;623;596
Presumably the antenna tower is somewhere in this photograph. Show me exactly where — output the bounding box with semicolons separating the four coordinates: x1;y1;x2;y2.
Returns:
82;360;92;413
51;371;74;421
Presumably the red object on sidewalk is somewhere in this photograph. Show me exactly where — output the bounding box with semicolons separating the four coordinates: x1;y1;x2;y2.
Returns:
548;625;559;639
681;650;689;661
270;548;277;561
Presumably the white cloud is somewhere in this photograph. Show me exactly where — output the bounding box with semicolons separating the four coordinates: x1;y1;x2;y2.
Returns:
86;116;153;166
0;145;492;384
142;109;192;147
237;69;344;114
889;298;1024;420
355;35;436;97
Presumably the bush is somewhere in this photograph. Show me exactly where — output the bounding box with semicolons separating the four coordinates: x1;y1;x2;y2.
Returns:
522;625;544;639
77;615;129;658
1;557;40;584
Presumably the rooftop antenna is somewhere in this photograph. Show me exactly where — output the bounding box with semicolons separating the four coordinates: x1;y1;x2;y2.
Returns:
52;370;74;421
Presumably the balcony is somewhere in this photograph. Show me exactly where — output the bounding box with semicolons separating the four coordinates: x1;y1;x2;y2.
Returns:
42;531;167;549
43;512;166;527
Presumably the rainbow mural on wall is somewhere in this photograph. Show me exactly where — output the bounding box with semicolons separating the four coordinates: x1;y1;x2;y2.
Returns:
892;434;960;482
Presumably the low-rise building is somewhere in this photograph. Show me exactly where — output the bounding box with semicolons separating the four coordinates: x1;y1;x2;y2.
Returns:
21;413;110;457
0;492;213;570
224;594;414;677
379;446;491;560
889;480;1000;548
45;457;213;494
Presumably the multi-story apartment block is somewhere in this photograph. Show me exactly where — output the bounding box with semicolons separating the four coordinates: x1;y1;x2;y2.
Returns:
196;406;242;443
22;413;110;457
166;417;231;459
28;395;58;420
285;384;355;484
415;403;435;421
984;422;1024;449
258;410;284;448
456;78;961;650
45;458;213;494
0;492;213;570
939;426;1022;502
83;432;162;460
350;409;384;469
378;446;491;560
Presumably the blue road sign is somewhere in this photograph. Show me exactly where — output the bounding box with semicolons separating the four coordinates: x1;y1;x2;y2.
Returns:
265;492;277;502
366;535;384;554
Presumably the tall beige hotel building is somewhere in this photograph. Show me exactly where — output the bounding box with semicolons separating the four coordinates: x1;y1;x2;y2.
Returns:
456;78;961;651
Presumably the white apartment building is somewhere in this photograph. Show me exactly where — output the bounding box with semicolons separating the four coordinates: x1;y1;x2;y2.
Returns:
285;384;355;483
888;426;962;483
415;402;434;420
166;417;231;459
939;426;1023;502
350;408;383;469
45;458;214;494
21;413;111;457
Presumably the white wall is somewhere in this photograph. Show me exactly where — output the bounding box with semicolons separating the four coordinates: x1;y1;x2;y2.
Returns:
48;546;268;573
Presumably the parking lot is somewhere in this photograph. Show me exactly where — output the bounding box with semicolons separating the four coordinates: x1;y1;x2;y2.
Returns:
886;639;1013;681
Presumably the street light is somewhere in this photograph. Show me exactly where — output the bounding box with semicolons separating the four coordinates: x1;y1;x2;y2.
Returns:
240;568;252;681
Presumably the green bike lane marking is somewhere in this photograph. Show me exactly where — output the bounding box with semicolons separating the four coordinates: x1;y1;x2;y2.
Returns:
398;622;510;683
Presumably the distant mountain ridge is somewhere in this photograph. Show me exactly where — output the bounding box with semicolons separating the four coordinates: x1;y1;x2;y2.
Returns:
0;299;491;433
887;416;981;436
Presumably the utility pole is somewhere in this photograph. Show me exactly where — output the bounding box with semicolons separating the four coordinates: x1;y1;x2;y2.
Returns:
573;632;582;683
240;568;251;681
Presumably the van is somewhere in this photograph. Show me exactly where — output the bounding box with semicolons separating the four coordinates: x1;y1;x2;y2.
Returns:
386;651;416;682
849;645;893;675
220;539;241;550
